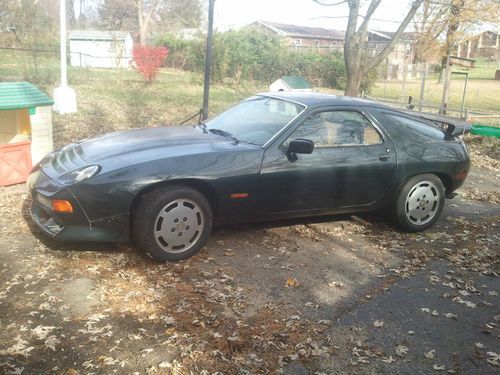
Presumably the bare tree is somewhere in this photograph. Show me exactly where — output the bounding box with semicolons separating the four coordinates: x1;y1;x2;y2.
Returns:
98;0;204;42
135;0;160;44
98;0;138;31
314;0;424;96
413;0;448;63
412;0;500;81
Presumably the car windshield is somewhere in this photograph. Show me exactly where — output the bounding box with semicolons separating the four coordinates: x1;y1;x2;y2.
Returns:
205;96;305;146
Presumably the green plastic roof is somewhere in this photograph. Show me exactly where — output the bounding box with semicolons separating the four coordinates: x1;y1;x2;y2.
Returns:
281;76;311;89
0;82;54;111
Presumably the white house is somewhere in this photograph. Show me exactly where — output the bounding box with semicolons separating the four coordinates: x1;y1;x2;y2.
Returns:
69;30;133;68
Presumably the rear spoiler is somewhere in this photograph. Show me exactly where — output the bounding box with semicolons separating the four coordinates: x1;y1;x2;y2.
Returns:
402;110;472;137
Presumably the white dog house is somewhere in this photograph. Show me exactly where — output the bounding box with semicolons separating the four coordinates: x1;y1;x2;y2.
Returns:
0;82;54;186
270;76;312;92
69;30;133;68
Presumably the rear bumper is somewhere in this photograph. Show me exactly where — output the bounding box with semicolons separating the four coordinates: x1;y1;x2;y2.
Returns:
28;170;129;242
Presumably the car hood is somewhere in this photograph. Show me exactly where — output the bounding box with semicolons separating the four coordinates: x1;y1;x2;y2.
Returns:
42;125;253;176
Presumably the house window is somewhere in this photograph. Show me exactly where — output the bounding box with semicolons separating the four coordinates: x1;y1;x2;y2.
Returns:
294;39;302;46
315;40;320;47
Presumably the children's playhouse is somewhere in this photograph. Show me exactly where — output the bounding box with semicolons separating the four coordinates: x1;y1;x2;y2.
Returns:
0;82;54;186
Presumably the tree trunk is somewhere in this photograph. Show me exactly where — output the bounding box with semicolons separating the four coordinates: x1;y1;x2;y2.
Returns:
339;0;423;97
137;1;143;44
344;70;362;96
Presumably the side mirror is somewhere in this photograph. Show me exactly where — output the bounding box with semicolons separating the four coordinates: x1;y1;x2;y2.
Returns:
287;138;314;161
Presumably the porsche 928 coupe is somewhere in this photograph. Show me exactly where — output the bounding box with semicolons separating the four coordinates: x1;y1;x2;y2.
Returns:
28;93;470;261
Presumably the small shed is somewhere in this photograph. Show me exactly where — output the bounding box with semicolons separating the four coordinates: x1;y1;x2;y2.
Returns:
69;30;133;68
269;76;312;92
0;82;54;186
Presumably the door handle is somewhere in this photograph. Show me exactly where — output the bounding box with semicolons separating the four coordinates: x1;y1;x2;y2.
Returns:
378;154;390;161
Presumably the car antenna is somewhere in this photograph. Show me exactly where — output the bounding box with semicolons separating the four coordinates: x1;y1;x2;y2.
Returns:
179;109;203;125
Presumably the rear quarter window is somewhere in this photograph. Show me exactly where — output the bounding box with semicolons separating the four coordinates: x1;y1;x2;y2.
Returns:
383;113;446;141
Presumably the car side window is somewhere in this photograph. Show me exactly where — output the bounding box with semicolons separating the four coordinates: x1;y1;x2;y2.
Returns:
290;110;382;147
383;113;445;141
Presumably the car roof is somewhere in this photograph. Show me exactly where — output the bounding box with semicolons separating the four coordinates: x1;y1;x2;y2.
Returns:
258;91;392;109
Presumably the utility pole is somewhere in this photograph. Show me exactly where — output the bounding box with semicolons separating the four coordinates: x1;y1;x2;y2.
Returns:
201;0;215;122
53;0;77;114
440;54;451;115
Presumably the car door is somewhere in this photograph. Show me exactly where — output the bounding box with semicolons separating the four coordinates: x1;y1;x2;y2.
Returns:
259;107;397;214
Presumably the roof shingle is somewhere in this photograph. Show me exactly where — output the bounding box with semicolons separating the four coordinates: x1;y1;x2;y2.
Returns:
257;21;345;40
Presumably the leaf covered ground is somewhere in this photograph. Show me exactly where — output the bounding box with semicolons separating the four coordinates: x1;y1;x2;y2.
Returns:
0;136;498;374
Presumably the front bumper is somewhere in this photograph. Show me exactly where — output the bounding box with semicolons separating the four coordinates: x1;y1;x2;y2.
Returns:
28;170;129;242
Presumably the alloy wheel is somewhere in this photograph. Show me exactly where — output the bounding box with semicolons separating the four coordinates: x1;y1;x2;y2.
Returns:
154;198;204;253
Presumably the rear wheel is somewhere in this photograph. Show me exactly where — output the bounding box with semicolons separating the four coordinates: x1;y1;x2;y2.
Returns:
133;185;213;262
394;174;445;232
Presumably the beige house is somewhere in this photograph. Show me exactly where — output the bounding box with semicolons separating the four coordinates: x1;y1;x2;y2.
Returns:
457;31;500;59
366;30;417;65
248;20;345;54
249;20;421;80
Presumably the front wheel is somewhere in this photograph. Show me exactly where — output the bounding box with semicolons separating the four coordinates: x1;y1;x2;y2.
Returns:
132;185;213;262
394;174;445;232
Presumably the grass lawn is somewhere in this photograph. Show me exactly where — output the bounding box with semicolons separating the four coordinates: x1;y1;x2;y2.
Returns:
49;68;265;148
2;51;499;142
456;57;500;80
369;57;500;117
0;52;266;147
370;77;500;115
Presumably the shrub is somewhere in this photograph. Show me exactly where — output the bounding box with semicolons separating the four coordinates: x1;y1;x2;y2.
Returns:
156;33;204;70
132;45;169;83
156;31;355;91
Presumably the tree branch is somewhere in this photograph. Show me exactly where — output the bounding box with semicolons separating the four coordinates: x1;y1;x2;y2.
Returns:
363;0;424;73
312;0;347;6
358;0;382;33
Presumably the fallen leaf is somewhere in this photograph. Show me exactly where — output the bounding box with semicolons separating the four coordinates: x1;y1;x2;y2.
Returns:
424;350;435;359
44;336;60;351
286;277;300;287
328;281;344;288
486;352;500;366
395;345;409;357
158;361;172;368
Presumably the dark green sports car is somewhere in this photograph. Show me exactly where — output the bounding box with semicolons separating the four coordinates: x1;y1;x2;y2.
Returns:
28;93;470;262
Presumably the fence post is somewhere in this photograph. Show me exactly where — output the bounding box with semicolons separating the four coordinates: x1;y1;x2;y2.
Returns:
401;63;407;105
418;64;427;111
460;73;469;118
440;54;452;115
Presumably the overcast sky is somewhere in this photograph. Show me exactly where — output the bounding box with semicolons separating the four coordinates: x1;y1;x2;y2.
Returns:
214;0;413;32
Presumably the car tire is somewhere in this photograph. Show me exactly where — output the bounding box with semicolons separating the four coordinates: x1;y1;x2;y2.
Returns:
394;174;445;232
132;185;213;262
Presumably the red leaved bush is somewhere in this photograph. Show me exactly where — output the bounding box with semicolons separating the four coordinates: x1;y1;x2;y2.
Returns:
132;45;169;83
